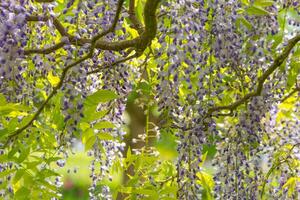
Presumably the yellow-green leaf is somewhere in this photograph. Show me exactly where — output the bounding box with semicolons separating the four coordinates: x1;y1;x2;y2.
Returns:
82;128;94;144
97;132;114;140
47;71;60;87
282;177;299;197
246;5;270;16
85;135;96;151
94;121;115;129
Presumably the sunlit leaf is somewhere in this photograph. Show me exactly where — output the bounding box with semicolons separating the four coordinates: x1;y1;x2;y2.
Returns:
246;5;270;15
47;71;60;87
85;90;119;105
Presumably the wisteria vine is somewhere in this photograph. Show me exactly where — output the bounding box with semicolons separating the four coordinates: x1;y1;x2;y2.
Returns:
0;0;300;199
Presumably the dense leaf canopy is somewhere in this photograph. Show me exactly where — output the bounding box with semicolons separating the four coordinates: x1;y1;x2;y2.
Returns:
0;0;300;199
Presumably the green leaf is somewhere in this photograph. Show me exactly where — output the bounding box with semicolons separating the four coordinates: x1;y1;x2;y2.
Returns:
0;169;16;178
97;132;114;140
39;169;60;178
271;34;283;50
155;130;178;160
18;147;30;163
82;128;94;144
246;5;270;16
93;121;115;129
8;147;18;159
137;81;151;95
0;93;7;104
0;103;29;116
196;171;214;199
287;61;300;89
0;128;9;139
82;108;108;122
241;0;249;5
38;179;57;191
136;0;144;24
25;161;41;169
45;157;62;165
13;169;25;184
18;115;33;127
85;90;118;105
79;122;90;131
236;17;253;30
15;187;30;200
199;151;208;167
127;147;132;159
160;185;177;196
85;135;96;151
253;0;274;7
283;177;299;197
133;188;158;198
119;186;132;194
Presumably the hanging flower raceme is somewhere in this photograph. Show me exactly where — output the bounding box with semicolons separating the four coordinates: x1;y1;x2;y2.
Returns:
1;0;300;199
155;0;300;199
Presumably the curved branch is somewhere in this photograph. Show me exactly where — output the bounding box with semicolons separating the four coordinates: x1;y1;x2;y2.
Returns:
6;0;126;142
6;53;92;143
24;42;65;55
128;0;144;34
24;0;160;55
25;15;91;55
208;34;300;115
281;87;300;103
6;0;161;144
87;54;138;75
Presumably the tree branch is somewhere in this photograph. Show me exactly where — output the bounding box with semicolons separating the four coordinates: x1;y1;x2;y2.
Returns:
281;87;300;103
128;0;144;34
6;52;92;144
208;34;300;116
6;0;161;144
6;0;126;143
24;15;91;55
87;53;138;75
24;0;160;55
24;42;65;55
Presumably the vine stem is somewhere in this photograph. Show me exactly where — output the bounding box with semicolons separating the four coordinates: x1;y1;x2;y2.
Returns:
260;143;300;199
145;62;151;148
207;33;300;116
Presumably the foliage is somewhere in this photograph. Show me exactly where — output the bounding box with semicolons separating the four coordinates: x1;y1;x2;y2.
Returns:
0;0;300;199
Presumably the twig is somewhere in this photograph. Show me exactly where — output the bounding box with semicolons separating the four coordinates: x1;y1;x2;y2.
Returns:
6;0;127;144
281;87;300;103
260;143;300;199
24;0;161;55
6;0;162;145
87;54;138;75
208;34;300;116
128;0;144;34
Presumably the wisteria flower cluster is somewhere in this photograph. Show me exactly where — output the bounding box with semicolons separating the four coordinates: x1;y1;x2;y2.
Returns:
0;0;300;199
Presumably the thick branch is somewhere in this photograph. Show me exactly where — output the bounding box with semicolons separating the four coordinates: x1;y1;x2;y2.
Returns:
24;15;91;55
128;0;144;34
208;34;300;115
96;0;160;52
24;0;160;55
281;87;300;102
